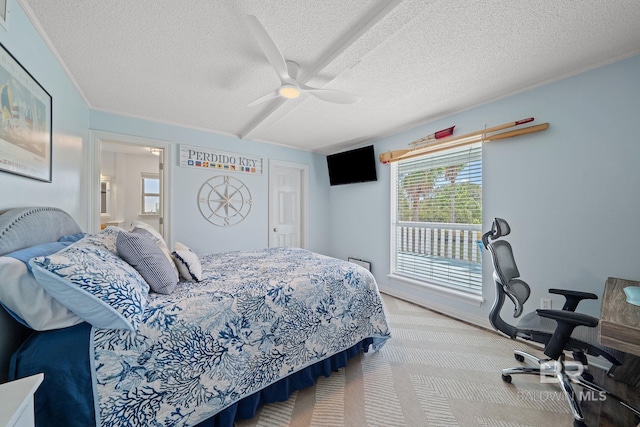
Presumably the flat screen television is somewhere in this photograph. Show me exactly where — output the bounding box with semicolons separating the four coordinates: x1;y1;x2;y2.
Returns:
327;145;377;186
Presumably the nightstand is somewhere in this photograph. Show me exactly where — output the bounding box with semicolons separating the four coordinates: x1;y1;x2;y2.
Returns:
0;373;44;427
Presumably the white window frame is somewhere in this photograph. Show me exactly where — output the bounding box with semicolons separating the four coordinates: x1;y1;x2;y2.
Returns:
389;143;483;302
141;173;160;215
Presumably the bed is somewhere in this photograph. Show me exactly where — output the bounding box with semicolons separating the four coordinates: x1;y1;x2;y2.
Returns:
0;206;391;426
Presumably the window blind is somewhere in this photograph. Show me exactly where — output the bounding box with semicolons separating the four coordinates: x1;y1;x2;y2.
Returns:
391;143;482;294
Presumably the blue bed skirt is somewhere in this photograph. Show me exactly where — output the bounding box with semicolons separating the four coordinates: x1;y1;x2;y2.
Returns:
198;337;374;427
9;322;373;427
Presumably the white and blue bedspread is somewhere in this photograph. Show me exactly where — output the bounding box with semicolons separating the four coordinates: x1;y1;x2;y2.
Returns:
92;247;391;426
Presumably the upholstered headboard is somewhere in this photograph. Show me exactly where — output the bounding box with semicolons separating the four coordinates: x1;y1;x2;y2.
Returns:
0;206;82;383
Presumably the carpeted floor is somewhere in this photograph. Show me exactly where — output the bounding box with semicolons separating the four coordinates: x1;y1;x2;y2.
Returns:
235;293;639;427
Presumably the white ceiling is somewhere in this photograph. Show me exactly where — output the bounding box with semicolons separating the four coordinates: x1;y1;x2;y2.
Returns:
19;0;640;154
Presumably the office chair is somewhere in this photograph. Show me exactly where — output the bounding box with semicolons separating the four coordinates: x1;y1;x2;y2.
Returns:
483;218;640;427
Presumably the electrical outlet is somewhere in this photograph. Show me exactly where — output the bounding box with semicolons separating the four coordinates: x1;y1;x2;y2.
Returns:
540;298;552;310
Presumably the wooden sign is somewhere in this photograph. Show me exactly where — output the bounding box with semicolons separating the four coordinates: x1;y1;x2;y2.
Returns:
179;145;263;174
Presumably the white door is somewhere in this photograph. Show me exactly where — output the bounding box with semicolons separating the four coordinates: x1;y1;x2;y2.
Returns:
269;161;308;248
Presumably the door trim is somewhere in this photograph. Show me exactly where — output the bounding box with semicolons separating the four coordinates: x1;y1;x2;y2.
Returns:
268;160;309;249
87;130;172;244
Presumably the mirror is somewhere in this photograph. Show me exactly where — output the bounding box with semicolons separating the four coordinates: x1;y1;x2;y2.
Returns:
100;177;111;216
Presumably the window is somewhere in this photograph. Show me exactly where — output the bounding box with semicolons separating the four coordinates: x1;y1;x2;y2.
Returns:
390;143;482;295
141;173;160;215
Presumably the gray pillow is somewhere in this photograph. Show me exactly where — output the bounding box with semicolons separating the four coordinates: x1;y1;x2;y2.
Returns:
117;231;179;294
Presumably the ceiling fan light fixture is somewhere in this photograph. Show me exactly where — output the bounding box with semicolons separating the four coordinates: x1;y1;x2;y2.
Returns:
279;84;300;99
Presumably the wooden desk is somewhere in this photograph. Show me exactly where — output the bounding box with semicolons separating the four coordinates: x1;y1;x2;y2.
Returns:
599;277;640;387
600;277;640;355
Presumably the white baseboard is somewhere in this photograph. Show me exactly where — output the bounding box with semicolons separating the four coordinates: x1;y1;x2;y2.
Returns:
380;286;493;331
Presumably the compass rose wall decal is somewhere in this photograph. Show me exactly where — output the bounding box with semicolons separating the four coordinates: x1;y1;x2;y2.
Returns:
197;175;252;226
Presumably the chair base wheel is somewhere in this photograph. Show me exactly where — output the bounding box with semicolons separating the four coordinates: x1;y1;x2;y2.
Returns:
514;353;525;362
501;374;512;383
580;371;593;382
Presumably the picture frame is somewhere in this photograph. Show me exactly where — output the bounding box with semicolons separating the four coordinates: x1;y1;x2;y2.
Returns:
0;0;7;30
0;41;52;182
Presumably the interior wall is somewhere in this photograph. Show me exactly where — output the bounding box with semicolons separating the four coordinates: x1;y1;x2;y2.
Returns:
0;0;89;222
88;111;332;256
6;0;639;329
329;54;640;325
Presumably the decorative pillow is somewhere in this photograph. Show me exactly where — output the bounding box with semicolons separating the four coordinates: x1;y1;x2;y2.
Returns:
58;232;87;243
172;242;203;282
0;256;84;330
5;241;70;271
74;226;126;254
30;244;149;331
117;231;179;294
131;225;179;277
129;220;164;243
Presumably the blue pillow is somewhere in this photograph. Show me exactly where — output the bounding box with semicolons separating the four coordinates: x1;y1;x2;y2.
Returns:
6;242;69;271
58;232;87;243
30;244;149;331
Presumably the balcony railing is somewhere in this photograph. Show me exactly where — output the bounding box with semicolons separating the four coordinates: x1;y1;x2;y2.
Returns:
394;221;482;293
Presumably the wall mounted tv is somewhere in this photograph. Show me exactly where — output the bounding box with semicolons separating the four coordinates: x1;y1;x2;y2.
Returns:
327;145;377;186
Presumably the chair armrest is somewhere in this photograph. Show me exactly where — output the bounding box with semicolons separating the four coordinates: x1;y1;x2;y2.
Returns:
536;309;599;359
536;309;599;328
548;288;598;311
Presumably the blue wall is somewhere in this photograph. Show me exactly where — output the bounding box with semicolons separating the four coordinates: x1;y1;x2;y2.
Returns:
0;1;89;223
89;111;332;255
329;54;640;324
3;0;640;326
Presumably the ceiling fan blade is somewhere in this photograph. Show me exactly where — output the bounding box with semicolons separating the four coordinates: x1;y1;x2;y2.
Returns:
301;85;359;104
246;15;290;83
248;90;280;107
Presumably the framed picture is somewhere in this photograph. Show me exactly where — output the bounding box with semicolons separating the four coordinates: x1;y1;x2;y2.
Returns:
0;0;7;30
0;42;52;182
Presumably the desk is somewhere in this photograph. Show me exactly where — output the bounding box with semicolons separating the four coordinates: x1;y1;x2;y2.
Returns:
599;277;640;387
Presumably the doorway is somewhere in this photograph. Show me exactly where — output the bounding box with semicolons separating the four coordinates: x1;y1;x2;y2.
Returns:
88;131;171;242
268;160;309;248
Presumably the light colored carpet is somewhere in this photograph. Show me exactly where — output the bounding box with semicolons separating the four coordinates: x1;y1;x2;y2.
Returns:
236;293;584;427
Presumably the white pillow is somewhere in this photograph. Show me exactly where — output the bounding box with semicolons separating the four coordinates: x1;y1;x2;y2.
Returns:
0;257;83;330
30;244;149;331
171;242;203;282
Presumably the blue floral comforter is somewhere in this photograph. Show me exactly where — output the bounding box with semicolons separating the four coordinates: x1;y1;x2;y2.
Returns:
91;247;391;426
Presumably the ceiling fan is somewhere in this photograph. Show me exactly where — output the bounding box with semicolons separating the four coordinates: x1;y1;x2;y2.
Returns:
246;15;358;106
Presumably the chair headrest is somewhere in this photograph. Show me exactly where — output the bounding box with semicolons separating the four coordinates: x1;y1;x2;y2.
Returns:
491;218;511;238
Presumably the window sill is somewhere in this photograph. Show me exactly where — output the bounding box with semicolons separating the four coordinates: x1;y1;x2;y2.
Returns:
387;273;485;306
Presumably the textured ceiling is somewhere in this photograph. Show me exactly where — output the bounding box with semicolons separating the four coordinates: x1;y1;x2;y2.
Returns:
19;0;640;154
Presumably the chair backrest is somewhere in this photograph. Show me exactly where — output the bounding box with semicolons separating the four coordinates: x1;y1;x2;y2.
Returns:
482;218;531;338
